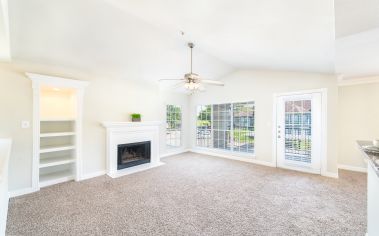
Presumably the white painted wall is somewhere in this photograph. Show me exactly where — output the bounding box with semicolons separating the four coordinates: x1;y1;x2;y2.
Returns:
189;70;339;174
338;83;379;169
0;64;190;191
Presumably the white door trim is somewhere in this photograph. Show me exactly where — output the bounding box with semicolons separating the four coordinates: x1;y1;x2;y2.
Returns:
272;88;328;176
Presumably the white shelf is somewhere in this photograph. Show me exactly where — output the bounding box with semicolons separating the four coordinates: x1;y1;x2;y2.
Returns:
39;170;74;188
40;156;75;168
40;119;75;122
40;132;75;138
40;145;75;153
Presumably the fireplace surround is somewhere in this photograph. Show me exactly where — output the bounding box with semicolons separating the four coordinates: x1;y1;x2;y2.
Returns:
102;121;164;178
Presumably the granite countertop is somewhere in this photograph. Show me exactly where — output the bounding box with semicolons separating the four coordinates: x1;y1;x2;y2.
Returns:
357;140;379;177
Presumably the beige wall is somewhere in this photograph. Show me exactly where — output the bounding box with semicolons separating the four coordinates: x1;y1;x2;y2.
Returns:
190;70;339;174
338;83;379;168
0;67;33;190
0;65;190;191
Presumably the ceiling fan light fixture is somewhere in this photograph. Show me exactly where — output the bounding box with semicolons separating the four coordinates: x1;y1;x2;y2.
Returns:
184;82;200;90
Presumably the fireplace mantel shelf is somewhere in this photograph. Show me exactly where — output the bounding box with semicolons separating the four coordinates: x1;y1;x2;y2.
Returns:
101;121;163;128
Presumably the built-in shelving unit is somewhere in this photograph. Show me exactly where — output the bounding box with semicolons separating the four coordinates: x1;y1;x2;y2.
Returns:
40;132;75;138
39;119;76;186
39;155;75;168
28;73;89;190
39;169;74;188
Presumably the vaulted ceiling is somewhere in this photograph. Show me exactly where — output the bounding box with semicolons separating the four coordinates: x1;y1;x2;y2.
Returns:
335;0;379;38
7;0;233;81
105;0;336;74
3;0;379;80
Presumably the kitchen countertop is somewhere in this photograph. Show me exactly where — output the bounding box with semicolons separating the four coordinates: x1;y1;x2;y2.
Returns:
357;140;379;177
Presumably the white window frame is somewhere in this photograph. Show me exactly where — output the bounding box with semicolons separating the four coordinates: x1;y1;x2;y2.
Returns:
195;101;255;156
166;104;182;148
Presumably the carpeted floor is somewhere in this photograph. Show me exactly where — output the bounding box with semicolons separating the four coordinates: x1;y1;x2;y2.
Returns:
7;153;367;236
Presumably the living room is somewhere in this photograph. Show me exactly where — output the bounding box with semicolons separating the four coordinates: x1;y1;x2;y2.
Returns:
1;0;378;235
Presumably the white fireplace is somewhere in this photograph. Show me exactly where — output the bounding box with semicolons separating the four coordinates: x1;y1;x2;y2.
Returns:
101;121;164;178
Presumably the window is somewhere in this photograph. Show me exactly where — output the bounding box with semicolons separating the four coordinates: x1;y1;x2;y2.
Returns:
196;102;255;154
166;105;182;147
213;104;232;150
196;105;212;148
233;102;255;153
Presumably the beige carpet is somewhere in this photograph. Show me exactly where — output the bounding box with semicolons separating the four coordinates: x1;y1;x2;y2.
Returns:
7;153;367;236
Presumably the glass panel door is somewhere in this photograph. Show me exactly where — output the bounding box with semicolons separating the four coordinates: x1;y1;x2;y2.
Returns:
284;99;312;164
276;92;322;174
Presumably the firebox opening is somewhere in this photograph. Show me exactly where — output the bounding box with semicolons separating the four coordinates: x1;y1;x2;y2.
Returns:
117;141;151;170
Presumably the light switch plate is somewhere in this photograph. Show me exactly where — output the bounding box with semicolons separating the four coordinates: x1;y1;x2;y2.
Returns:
21;120;30;128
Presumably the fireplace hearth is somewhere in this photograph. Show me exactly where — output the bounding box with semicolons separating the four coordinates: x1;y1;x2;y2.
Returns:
117;141;151;170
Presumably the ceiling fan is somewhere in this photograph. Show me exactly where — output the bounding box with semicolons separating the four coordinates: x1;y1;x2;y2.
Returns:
159;42;224;91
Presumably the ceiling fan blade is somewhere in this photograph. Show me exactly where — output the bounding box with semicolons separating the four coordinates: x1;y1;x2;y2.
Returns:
200;79;225;86
159;79;185;82
171;82;185;89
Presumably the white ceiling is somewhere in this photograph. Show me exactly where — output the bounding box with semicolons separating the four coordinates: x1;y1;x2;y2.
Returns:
335;28;379;78
106;0;336;74
334;0;379;78
5;0;379;80
335;0;379;38
8;0;233;82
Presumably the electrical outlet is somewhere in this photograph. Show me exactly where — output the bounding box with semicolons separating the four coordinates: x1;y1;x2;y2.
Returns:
21;120;30;129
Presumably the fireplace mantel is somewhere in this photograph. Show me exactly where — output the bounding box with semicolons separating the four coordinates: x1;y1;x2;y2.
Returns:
102;121;162;128
101;121;164;178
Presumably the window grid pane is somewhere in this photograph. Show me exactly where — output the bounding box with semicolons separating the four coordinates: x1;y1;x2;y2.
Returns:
166;105;182;147
284;100;311;163
196;105;212;148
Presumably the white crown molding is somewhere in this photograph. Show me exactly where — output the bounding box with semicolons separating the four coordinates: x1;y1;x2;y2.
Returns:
338;75;379;87
26;72;89;89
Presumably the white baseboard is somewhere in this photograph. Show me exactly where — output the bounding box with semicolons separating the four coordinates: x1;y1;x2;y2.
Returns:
9;187;36;198
9;171;107;198
81;170;107;180
160;149;190;159
322;171;339;178
190;148;276;167
338;164;367;173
